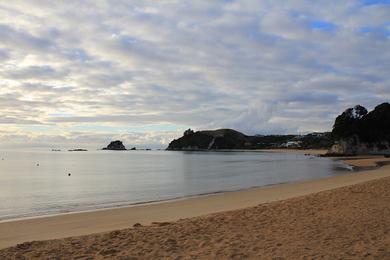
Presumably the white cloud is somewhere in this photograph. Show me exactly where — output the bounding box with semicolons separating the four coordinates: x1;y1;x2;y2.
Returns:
0;0;389;148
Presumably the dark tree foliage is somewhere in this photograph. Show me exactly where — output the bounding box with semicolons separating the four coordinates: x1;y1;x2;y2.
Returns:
353;105;368;118
168;132;213;150
183;128;194;136
167;129;333;150
300;132;333;149
251;135;297;148
332;102;390;143
168;129;250;150
332;106;360;139
358;103;390;143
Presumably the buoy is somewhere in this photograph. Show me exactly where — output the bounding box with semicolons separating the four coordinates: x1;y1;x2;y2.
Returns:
68;173;71;176
36;163;39;166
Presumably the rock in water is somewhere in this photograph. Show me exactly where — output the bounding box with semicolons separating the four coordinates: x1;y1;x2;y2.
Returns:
103;140;126;150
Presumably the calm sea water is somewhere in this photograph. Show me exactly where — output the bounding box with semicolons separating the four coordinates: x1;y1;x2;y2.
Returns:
0;150;345;221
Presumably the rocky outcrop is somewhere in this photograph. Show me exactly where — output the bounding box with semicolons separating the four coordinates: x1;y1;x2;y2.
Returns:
103;140;126;150
328;136;390;156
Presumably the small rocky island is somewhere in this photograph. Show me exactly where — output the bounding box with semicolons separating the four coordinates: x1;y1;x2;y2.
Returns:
68;149;88;152
103;140;126;150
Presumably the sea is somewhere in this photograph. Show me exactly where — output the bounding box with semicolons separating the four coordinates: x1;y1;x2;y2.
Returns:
0;149;348;222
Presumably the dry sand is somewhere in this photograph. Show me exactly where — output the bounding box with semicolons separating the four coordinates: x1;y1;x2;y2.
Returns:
0;155;389;259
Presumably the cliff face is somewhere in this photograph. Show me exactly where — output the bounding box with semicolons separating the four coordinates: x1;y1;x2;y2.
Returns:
328;136;390;155
328;102;390;155
167;129;253;150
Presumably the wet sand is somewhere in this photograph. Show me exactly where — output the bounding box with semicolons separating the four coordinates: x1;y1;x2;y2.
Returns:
256;148;328;155
0;155;389;258
342;157;390;168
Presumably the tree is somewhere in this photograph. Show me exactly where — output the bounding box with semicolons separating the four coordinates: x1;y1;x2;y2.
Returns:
358;103;390;142
183;128;194;136
332;105;367;139
353;105;368;119
332;103;390;143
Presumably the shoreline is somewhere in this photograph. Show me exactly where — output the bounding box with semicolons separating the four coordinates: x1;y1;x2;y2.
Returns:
4;169;389;259
1;154;390;250
0;149;331;224
0;181;292;224
255;148;328;155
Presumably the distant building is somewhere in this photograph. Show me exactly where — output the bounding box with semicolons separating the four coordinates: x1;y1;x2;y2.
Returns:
283;141;302;148
308;132;327;137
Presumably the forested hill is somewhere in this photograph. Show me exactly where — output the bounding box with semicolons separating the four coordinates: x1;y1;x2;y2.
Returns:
166;129;332;151
329;102;390;155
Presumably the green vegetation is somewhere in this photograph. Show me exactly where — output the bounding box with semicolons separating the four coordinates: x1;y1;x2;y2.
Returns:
167;129;332;150
332;102;390;143
167;102;389;153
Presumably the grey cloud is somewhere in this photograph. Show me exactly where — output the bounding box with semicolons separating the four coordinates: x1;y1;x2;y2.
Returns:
0;48;10;60
0;24;53;51
0;0;389;147
2;65;68;80
0;117;42;125
285;92;340;104
0;129;179;149
19;83;74;93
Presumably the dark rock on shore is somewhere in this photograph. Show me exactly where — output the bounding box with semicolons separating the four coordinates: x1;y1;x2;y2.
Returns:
103;140;126;150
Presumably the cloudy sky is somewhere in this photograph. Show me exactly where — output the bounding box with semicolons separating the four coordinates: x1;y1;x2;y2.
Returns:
0;0;389;148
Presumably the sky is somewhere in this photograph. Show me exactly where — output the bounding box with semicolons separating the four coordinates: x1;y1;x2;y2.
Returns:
0;0;389;149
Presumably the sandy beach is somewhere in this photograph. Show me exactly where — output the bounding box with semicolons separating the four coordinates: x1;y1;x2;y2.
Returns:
0;155;389;258
342;157;390;168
